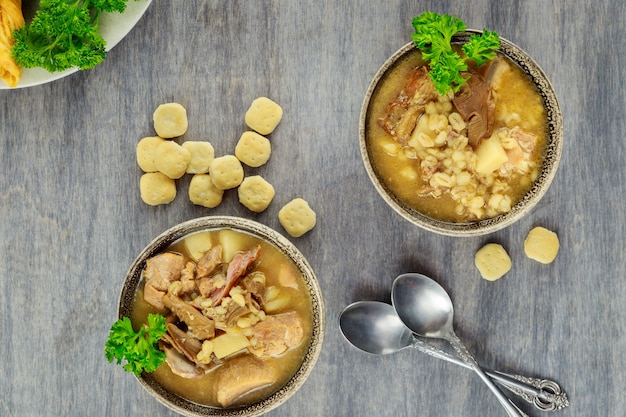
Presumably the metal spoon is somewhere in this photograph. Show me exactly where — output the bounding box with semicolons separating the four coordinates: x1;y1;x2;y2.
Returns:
391;273;528;417
339;300;568;411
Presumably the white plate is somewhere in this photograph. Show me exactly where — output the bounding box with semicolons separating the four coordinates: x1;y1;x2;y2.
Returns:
1;0;152;89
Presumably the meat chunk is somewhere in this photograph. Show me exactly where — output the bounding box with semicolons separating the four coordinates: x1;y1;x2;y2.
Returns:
142;252;186;309
163;294;215;340
143;252;186;291
378;66;438;143
210;245;261;306
196;244;223;278
165;323;204;363
250;311;304;359
143;282;167;310
453;69;495;148
160;343;206;379
216;356;277;407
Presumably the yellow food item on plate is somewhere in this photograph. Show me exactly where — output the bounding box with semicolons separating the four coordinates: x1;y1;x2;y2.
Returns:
474;243;511;281
182;141;214;174
136;136;165;172
524;226;559;264
238;175;275;212
188;174;224;208
209;155;244;190
154;140;191;179
140;172;176;205
0;0;25;88
244;97;283;135
235;131;272;167
278;198;316;237
153;103;188;138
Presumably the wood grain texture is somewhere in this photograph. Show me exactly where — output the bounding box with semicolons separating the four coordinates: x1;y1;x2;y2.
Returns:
1;1;624;416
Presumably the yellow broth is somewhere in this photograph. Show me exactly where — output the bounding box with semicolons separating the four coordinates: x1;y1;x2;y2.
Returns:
365;48;548;222
130;229;313;407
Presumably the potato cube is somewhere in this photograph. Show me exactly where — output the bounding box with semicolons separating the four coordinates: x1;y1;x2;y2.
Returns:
475;135;509;175
212;332;250;359
218;229;247;262
244;97;283;135
183;231;214;262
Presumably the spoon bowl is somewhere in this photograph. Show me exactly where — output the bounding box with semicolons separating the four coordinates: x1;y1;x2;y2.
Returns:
391;274;455;339
339;301;413;355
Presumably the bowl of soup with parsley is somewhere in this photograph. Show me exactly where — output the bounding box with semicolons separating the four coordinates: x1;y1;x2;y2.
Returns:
360;31;563;236
116;216;325;416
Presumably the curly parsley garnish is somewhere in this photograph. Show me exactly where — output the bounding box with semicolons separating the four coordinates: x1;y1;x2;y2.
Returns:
411;12;500;95
105;314;167;376
11;0;134;73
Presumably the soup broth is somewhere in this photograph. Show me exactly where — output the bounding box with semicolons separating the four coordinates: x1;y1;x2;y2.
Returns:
130;228;313;408
366;48;548;222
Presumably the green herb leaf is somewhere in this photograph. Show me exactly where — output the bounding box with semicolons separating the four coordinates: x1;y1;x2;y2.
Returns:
411;12;500;95
104;314;167;376
11;0;131;73
462;30;500;66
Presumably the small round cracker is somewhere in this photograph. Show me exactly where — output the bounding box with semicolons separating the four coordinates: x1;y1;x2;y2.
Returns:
154;140;192;179
475;243;511;281
235;131;272;167
244;97;283;135
188;174;224;208
140;172;176;206
182;141;215;174
238;175;275;212
524;227;559;264
153;102;188;138
278;198;316;237
136;136;165;172
209;155;244;190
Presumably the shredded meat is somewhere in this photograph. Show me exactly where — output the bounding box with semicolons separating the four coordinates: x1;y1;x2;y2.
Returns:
163;294;215;339
196;244;223;278
165;323;203;363
378;66;438;143
210;245;261;306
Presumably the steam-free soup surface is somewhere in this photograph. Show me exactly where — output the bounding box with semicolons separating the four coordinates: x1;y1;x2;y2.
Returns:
131;228;313;407
366;48;548;222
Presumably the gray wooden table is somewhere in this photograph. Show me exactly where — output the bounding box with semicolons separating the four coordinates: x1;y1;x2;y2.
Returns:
1;1;622;416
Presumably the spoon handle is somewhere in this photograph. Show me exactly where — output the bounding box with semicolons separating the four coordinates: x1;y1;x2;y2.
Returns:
446;332;529;417
410;336;568;411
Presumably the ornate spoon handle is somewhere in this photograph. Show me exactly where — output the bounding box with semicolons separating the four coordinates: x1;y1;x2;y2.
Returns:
411;336;569;411
445;331;528;417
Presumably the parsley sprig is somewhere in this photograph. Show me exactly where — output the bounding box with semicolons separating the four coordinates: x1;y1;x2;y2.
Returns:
105;314;167;376
11;0;133;73
411;12;500;96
